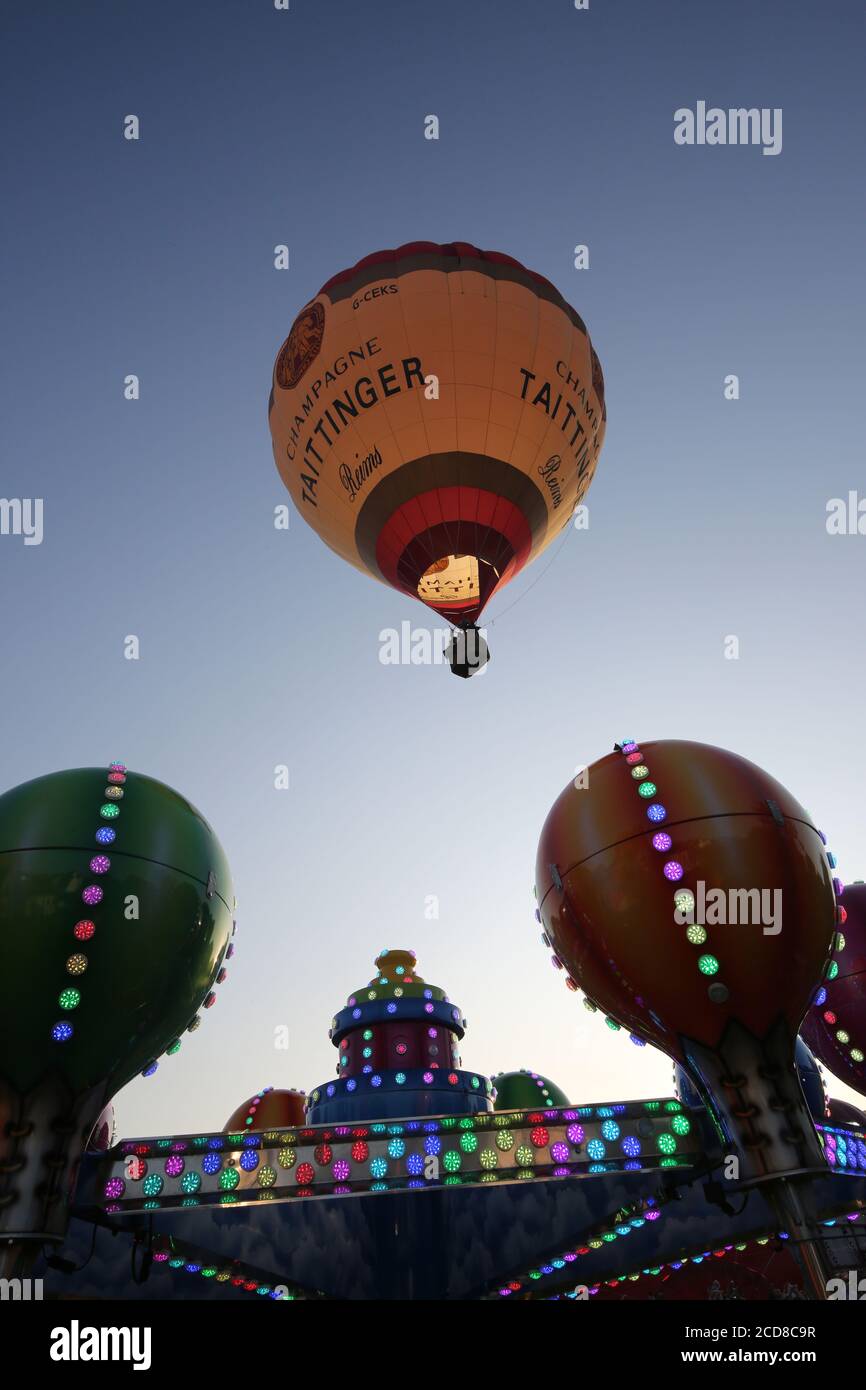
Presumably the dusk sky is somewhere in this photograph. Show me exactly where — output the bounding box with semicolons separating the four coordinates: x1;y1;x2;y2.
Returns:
2;0;864;1138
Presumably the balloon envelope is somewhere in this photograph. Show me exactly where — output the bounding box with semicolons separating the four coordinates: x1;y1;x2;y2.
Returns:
269;241;606;626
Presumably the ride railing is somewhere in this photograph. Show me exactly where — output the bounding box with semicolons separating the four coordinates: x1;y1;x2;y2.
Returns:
80;1096;706;1216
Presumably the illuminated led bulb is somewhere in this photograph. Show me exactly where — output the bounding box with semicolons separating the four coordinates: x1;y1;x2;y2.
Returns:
66;953;88;976
637;782;658;798
631;766;649;779
698;954;720;976
58;988;80;1010
686;924;707;945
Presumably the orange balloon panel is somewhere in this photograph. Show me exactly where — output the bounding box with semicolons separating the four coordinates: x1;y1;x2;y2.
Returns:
269;242;606;624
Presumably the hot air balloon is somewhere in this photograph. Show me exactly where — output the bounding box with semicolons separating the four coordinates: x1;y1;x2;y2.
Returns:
0;764;234;1276
535;739;839;1295
268;241;606;675
223;1085;307;1133
801;881;866;1096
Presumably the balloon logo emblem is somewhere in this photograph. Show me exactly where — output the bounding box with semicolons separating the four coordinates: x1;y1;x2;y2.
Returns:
275;301;325;390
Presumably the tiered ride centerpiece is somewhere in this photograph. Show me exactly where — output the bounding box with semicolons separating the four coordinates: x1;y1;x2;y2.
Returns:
307;949;494;1123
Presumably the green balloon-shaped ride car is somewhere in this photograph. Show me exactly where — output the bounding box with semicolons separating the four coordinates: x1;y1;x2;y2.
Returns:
0;762;235;1268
